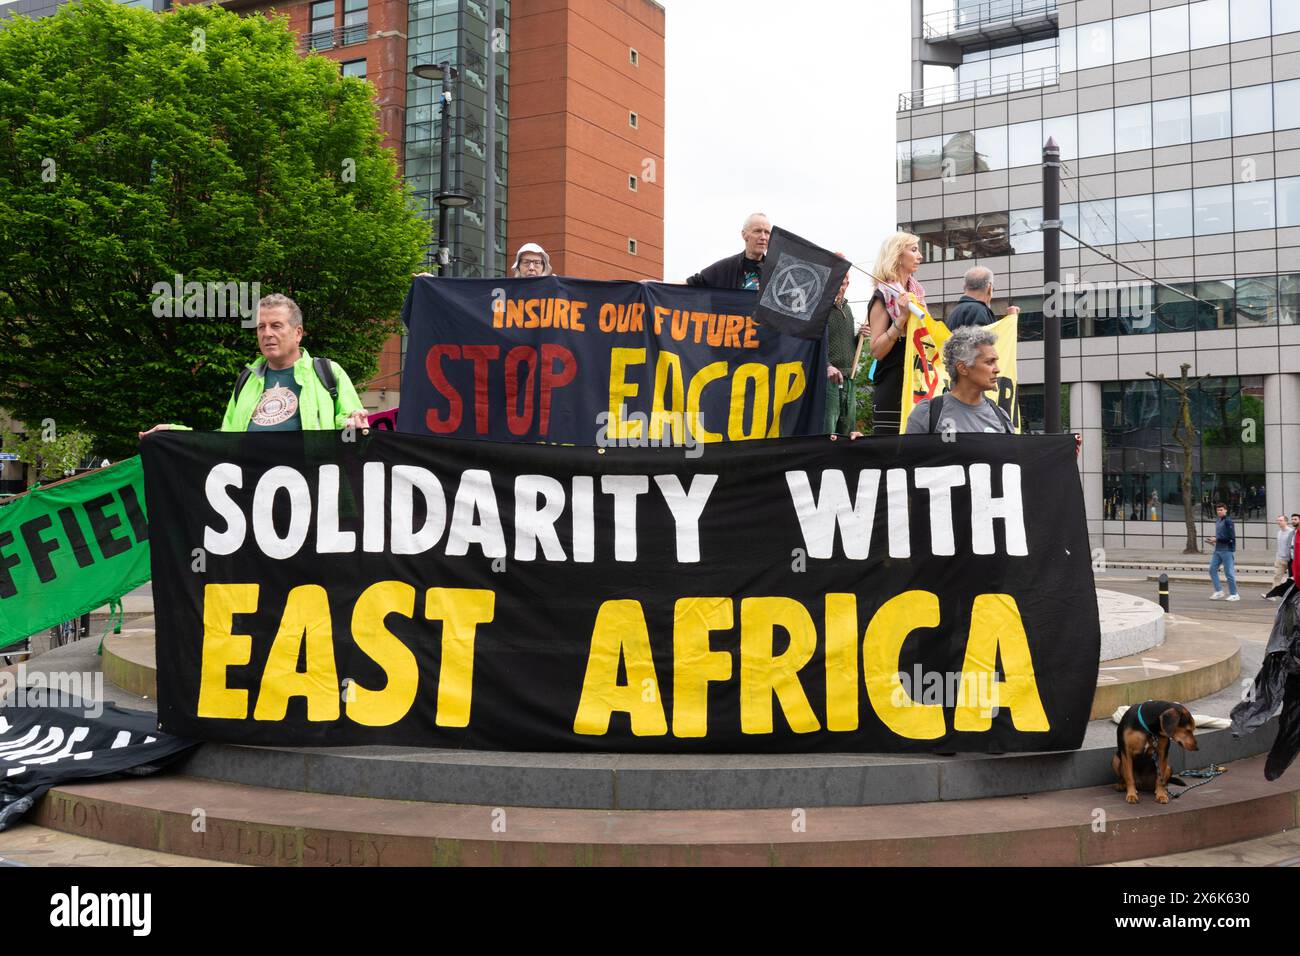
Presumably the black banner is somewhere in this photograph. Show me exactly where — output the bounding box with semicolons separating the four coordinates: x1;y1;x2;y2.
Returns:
397;276;828;446
756;226;851;340
142;430;1099;754
0;699;196;831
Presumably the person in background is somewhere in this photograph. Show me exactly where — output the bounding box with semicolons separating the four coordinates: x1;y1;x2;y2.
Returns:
512;243;553;277
943;265;1021;329
1268;514;1296;600
686;213;770;291
1206;503;1240;602
865;232;926;435
139;294;368;436
905;326;1014;434
824;258;860;435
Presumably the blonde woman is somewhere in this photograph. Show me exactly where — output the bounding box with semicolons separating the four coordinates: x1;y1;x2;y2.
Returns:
866;232;926;435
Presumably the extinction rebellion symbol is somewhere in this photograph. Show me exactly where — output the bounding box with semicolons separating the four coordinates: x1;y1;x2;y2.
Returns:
760;253;830;321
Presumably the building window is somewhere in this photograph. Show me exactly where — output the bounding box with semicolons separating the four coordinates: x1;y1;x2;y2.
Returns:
629;112;638;129
1076;20;1113;70
1280;273;1300;324
1114;103;1152;152
1080;199;1117;246
1235;275;1278;326
1279;176;1300;227
1100;376;1265;525
1232;84;1272;136
628;175;637;192
1231;0;1272;42
1155;189;1193;239
309;0;335;50
896;140;913;183
629;48;639;66
1277;0;1300;34
1191;91;1232;141
974;125;1007;171
1190;0;1230;49
1078;108;1114;157
1277;79;1300;130
1151;5;1190;55
1007;120;1041;167
1042;115;1078;162
1193;184;1234;235
342;59;367;80
628;238;637;255
1235;179;1275;230
942;130;974;176
1152;98;1191;147
1112;12;1150;63
1116;194;1154;244
911;135;942;179
1010;207;1043;254
342;0;368;44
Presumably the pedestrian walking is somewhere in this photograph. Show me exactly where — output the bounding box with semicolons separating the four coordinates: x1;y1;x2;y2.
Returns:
1206;503;1240;601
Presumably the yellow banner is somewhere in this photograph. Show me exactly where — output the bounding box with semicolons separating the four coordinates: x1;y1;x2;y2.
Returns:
898;310;1020;434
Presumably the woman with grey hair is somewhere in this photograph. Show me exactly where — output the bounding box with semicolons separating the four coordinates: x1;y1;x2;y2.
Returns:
511;243;553;277
905;325;1014;434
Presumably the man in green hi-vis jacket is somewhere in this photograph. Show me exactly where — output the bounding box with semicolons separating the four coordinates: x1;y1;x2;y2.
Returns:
139;293;369;438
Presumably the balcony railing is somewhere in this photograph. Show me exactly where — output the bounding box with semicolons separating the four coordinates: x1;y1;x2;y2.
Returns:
301;22;369;53
898;64;1057;111
922;0;1057;42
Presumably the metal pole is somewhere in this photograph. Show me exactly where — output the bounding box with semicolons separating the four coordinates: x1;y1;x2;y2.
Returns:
1043;136;1061;434
437;61;452;275
485;0;497;277
1157;572;1170;612
453;62;463;277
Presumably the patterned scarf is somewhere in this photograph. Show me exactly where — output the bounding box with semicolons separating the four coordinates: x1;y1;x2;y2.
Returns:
877;274;927;323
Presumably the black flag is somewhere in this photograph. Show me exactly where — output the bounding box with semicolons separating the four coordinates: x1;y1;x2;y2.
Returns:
0;699;196;831
755;226;852;340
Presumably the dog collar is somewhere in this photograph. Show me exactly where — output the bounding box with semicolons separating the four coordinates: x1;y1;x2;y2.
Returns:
1134;701;1154;738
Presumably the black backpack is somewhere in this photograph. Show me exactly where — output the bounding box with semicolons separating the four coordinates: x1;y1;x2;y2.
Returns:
231;357;338;405
927;393;1014;434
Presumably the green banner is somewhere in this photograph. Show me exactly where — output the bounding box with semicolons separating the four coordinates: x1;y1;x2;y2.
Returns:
0;457;150;650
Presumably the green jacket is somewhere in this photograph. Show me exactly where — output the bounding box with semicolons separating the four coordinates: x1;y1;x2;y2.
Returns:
220;348;365;431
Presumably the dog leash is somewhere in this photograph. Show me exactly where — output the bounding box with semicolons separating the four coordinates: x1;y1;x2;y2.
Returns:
1167;765;1227;798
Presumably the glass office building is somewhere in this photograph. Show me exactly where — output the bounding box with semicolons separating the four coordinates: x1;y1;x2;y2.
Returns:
405;0;509;277
899;0;1300;551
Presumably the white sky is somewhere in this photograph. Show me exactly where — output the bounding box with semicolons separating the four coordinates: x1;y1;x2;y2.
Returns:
661;0;912;288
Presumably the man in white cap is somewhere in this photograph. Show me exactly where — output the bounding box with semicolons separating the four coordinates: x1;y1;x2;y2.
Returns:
512;243;553;277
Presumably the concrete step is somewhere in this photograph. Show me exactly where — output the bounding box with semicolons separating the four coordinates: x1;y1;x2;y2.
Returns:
0;822;240;867
28;753;1300;866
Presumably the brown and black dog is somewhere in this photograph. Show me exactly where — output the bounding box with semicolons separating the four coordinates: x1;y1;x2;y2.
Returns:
1112;700;1198;804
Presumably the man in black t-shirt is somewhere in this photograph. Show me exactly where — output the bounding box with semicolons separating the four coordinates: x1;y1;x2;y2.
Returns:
686;212;770;290
944;266;1020;329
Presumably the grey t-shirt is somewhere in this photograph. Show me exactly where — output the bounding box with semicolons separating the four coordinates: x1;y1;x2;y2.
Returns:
1279;528;1297;562
906;394;1012;434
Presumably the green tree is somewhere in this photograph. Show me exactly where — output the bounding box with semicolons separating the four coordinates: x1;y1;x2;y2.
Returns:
2;425;94;489
853;362;875;434
0;0;429;457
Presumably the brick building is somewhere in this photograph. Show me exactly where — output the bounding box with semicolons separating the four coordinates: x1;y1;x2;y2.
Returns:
1;0;666;409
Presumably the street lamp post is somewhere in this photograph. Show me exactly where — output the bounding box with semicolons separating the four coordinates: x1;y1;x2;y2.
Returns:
1042;136;1061;434
413;61;471;275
